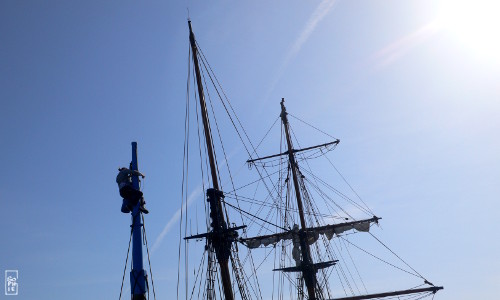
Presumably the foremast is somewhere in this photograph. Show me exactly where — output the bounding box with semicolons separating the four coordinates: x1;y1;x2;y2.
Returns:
187;20;236;300
280;98;320;300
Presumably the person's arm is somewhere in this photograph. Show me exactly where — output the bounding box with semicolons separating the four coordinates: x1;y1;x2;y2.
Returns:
122;168;145;178
132;170;145;178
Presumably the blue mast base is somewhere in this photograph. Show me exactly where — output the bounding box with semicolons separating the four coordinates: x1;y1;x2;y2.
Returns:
130;269;147;299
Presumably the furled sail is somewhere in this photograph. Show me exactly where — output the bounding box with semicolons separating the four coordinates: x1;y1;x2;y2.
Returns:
241;216;380;249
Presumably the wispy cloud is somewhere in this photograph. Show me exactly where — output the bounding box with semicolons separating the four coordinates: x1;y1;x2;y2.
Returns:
264;0;338;99
151;186;202;252
371;20;440;69
283;0;338;70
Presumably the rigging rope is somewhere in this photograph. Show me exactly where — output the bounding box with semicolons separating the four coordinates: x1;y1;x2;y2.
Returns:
301;169;373;217
341;237;368;294
223;200;288;231
199;57;224;190
339;236;422;279
142;214;157;300
196;41;255;156
199;50;264;299
196;41;286;219
192;66;210;229
288;113;337;140
177;42;192;300
250;116;280;158
224;169;282;193
224;193;347;220
323;154;375;216
118;227;133;300
288;114;374;218
368;232;428;281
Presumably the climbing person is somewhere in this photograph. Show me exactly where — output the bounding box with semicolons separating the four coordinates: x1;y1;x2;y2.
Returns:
116;167;149;214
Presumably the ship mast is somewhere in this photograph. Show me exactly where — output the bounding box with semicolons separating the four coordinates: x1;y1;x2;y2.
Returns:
280;98;318;300
130;142;147;300
185;23;443;300
237;99;443;300
188;21;234;300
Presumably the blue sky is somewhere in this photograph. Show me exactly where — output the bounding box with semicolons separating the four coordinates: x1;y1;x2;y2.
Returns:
1;1;499;299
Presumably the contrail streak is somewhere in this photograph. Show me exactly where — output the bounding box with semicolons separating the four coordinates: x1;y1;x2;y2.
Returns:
264;0;338;100
151;186;202;252
284;0;338;69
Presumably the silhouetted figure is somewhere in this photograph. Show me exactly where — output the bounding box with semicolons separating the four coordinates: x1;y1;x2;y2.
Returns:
116;167;149;214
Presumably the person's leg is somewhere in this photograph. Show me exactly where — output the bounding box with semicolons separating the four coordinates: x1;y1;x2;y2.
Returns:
121;199;131;213
120;186;134;199
139;197;149;214
128;189;143;207
120;186;147;213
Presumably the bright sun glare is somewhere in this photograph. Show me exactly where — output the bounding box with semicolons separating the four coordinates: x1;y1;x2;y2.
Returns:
436;0;500;62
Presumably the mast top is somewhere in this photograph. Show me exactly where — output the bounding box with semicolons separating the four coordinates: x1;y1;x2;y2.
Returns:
280;98;286;116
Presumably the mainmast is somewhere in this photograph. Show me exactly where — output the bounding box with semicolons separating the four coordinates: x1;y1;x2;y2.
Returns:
280;98;318;300
281;99;308;231
187;20;235;300
244;99;382;299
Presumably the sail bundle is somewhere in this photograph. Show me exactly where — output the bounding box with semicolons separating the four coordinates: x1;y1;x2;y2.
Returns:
241;217;379;249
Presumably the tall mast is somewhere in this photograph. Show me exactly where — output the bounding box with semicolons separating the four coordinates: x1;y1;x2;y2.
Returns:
188;20;234;300
280;99;307;230
188;21;220;191
130;142;146;300
280;98;318;300
241;99;442;300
